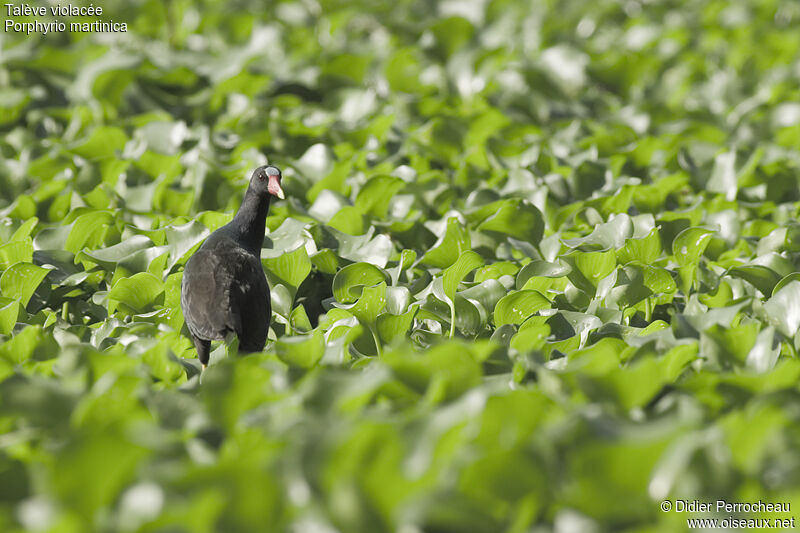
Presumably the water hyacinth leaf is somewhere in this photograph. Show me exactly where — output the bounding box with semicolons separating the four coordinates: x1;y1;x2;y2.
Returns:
516;260;571;289
385;286;411;315
442;251;484;302
354;175;405;218
76;235;154;270
607;358;665;410
474;261;519;283
311;249;339;275
0;297;21;335
746;326;780;373
510;322;550;353
707;151;737;200
65;211;115;253
8;217;38;243
275;329;325;368
327;206;367;235
727;265;782;297
763;281;800;339
339;282;387;355
453;295;489;336
389;249;417;286
459;279;508;317
641;265;677;295
263;218;309;259
430;16;474;58
700;280;735;308
328;227;393;268
563;214;632;250
291;303;313;332
672;227;714;266
677;298;750;335
0;263;49;307
292;143;334;183
617;228;661;265
385;47;424;93
348;282;387;327
108;272;165;314
421;217;470;269
563;249;616;294
494;290;551;326
477;200;544;245
382;341;482;402
701;322;758;368
165;220;210;270
70;126;128;159
0;239;33;269
263;245;312;297
270;283;294;319
607;265;651;309
377;306;417;344
772;273;800;297
333;263;388;304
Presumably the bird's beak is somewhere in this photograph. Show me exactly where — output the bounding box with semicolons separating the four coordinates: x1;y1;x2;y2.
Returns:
268;176;285;199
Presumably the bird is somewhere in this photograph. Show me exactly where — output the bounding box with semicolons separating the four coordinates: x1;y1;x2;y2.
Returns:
180;165;284;369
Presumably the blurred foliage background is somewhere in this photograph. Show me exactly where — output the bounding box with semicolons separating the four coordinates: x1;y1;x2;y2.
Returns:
2;0;800;531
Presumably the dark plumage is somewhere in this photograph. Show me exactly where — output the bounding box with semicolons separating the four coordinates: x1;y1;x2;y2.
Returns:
181;165;284;368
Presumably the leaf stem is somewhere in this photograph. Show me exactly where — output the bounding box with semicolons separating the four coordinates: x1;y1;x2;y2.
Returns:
370;326;383;357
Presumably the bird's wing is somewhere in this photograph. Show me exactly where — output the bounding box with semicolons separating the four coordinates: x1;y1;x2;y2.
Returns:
181;249;234;341
228;252;270;352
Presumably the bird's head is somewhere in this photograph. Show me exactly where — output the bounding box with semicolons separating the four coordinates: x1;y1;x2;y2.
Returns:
251;165;285;200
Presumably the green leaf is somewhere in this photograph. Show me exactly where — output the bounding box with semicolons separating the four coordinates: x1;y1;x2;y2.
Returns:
617;228;661;265
728;265;782;297
275;329;325;368
0;239;33;269
494;290;551;326
763;281;800;338
563;249;617;294
263;245;312;297
474;261;519;283
516;260;571;289
421;217;471;269
65;210;116;253
311;249;339;275
8;217;38;243
672;227;714;267
0;263;49;307
0;297;21;335
108;272;165;314
707;151;736;200
388;249;417;286
327;206;367;235
70;126;128;160
442;251;484;303
772;273;800;297
477;200;544;245
337;282;388;356
430;16;474;58
348;282;387;328
333;263;389;304
355;175;405;218
377;306;417;344
510;322;550;353
76;235;156;271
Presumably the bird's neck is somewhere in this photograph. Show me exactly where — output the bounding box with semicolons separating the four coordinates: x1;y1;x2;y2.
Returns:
232;188;271;255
